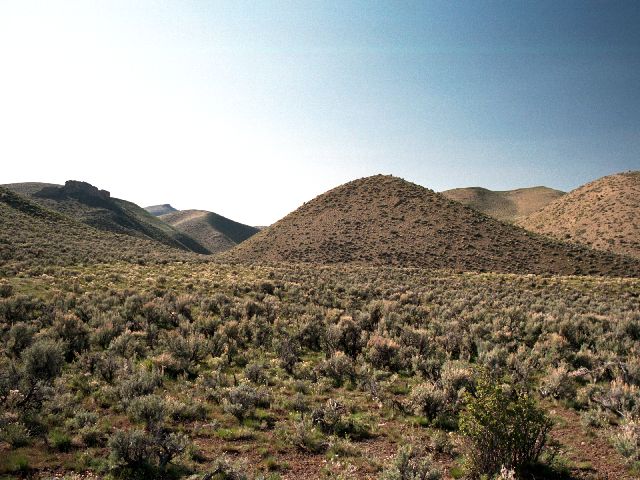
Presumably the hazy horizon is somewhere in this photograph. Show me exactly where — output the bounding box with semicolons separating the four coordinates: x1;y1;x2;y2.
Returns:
1;1;639;225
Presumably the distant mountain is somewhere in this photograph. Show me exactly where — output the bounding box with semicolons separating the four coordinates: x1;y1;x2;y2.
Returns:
442;186;565;223
517;171;640;259
3;181;210;254
0;187;195;271
225;174;639;276
145;204;178;216
160;209;259;254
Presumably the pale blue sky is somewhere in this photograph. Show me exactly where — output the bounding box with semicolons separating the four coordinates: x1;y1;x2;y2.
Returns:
1;1;638;224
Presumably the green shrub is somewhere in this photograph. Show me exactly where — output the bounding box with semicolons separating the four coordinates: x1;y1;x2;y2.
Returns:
0;282;13;298
245;362;269;385
2;453;30;473
379;444;441;480
408;382;447;421
318;351;356;387
206;455;250;479
459;373;551;477
286;419;326;453
22;339;65;383
223;384;268;420
109;429;153;469
612;418;640;461
0;422;31;447
48;430;73;452
311;398;370;439
128;394;167;429
7;322;33;357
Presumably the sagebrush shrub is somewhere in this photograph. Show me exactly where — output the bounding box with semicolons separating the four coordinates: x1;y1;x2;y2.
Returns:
0;282;13;298
128;394;167;429
366;335;400;371
408;382;446;421
52;313;89;361
22;339;64;384
118;367;162;403
0;422;31;447
109;429;153;469
379;444;441;480
245;362;269;385
319;351;356;387
7;323;33;357
612;418;640;461
287;419;326;453
206;454;250;479
223;384;267;420
539;363;576;399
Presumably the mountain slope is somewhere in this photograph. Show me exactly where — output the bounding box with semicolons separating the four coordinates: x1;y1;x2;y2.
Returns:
3;181;210;254
225;175;639;276
159;209;259;253
145;204;177;216
517;171;640;259
442;186;564;222
0;187;195;272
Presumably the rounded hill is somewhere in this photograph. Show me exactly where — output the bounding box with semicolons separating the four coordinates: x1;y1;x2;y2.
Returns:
225;174;639;276
160;209;259;254
517;171;640;259
442;186;565;222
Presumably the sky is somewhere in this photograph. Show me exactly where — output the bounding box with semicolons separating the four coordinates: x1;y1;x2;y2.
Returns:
1;1;639;225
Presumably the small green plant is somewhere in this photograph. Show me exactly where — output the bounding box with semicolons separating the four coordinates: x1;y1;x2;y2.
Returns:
48;430;73;452
206;455;249;479
3;453;30;473
612;418;640;462
286;419;326;453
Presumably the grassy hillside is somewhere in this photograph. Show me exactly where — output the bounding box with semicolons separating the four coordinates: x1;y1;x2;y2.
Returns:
0;187;198;274
3;181;210;254
442;186;565;222
160;209;259;253
225;174;639;276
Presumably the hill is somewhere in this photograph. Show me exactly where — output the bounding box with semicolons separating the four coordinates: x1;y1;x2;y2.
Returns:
3;181;210;254
442;186;564;222
145;204;178;216
159;209;259;253
0;187;196;273
225;174;639;276
517;171;640;259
